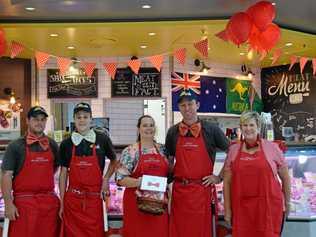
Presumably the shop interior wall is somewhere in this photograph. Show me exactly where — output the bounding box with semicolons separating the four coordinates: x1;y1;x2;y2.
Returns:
34;56;260;145
0;57;31;135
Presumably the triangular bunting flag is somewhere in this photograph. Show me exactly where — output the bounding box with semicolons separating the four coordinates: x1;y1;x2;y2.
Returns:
10;41;24;59
81;62;96;77
300;57;308;74
313;58;316;76
289;55;297;70
194;38;208;58
148;55;164;72
35;51;50;69
103;62;118;80
56;57;71;76
173;48;186;66
128;59;141;74
271;49;282;65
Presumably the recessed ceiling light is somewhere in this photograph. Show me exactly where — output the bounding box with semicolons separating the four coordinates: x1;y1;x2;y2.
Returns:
25;7;35;11
285;42;293;47
67;46;75;50
63;0;76;5
148;32;156;36
142;4;151;9
50;33;59;37
285;52;289;55
239;52;245;56
270;57;274;60
140;45;147;49
208;47;211;51
272;2;276;6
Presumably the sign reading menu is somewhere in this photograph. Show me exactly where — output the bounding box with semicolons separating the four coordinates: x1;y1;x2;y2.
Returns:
112;68;161;97
261;62;316;139
47;69;98;98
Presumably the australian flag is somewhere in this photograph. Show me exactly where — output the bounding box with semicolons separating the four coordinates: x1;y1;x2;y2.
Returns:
172;72;226;113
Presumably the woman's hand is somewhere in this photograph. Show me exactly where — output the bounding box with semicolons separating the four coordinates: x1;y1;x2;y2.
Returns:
202;175;222;186
224;209;232;226
5;201;19;221
101;178;110;200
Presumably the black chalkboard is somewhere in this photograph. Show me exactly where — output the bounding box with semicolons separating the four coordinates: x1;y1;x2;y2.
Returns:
47;69;98;98
261;61;316;140
112;68;161;97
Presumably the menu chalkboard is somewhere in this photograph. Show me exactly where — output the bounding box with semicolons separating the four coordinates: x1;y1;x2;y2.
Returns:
261;61;316;139
112;68;161;97
47;69;98;98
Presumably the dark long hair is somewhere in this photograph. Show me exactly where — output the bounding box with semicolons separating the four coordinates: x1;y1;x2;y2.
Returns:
136;115;155;142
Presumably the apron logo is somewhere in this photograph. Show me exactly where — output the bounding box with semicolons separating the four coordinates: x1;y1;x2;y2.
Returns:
76;161;93;166
31;157;49;163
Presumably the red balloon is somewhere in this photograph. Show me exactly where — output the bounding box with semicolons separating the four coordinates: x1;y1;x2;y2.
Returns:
247;1;275;31
259;23;281;51
226;12;253;45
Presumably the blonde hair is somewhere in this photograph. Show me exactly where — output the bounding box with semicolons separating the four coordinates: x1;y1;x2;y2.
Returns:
240;111;262;130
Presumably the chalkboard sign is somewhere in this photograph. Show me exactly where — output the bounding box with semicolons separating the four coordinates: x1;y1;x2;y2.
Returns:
47;69;98;98
112;68;161;97
261;61;316;140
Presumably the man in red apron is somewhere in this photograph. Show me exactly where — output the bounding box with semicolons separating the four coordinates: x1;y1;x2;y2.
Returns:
1;106;60;237
165;90;229;237
59;102;117;237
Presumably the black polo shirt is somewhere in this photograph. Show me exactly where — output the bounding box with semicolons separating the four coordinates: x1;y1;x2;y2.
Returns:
1;136;59;178
59;130;116;171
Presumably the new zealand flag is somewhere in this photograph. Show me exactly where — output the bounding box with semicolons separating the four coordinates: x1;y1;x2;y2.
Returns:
172;72;226;112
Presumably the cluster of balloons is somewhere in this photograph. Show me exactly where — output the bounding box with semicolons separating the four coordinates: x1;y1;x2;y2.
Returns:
216;1;280;56
0;28;6;56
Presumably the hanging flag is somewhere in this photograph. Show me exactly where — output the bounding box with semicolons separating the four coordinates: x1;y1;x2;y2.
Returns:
173;48;186;66
171;72;226;112
300;57;308;74
215;30;229;42
56;57;71;76
271;48;282;65
103;62;118;80
313;58;316;76
194;38;208;58
148;55;163;72
35;51;50;69
10;41;24;58
81;62;96;77
289;55;297;70
226;78;263;114
128;59;141;74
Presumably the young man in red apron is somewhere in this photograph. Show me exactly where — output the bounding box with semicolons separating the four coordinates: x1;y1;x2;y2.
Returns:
59;102;117;237
1;106;60;237
165;90;229;237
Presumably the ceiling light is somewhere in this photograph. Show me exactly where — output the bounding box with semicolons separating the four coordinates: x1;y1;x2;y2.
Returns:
272;2;276;6
142;4;151;9
140;45;147;49
148;32;156;36
50;33;59;37
270;57;274;60
208;47;211;51
67;46;75;50
239;52;245;56
25;7;35;11
285;52;289;55
285;42;293;47
63;0;76;5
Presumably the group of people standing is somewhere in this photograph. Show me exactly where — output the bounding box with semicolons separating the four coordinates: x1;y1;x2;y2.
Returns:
1;89;291;237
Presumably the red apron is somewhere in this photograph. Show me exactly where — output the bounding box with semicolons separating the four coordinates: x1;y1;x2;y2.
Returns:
9;145;60;237
62;145;104;237
231;142;284;237
122;143;169;237
170;134;214;237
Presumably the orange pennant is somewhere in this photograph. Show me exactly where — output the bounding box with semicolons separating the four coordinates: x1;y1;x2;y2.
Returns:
10;41;24;58
103;62;118;80
194;38;208;58
289;55;297;70
173;48;186;66
300;57;308;74
148;55;163;72
81;62;96;77
271;48;282;65
35;51;50;69
128;59;141;74
313;58;316;76
56;57;71;76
